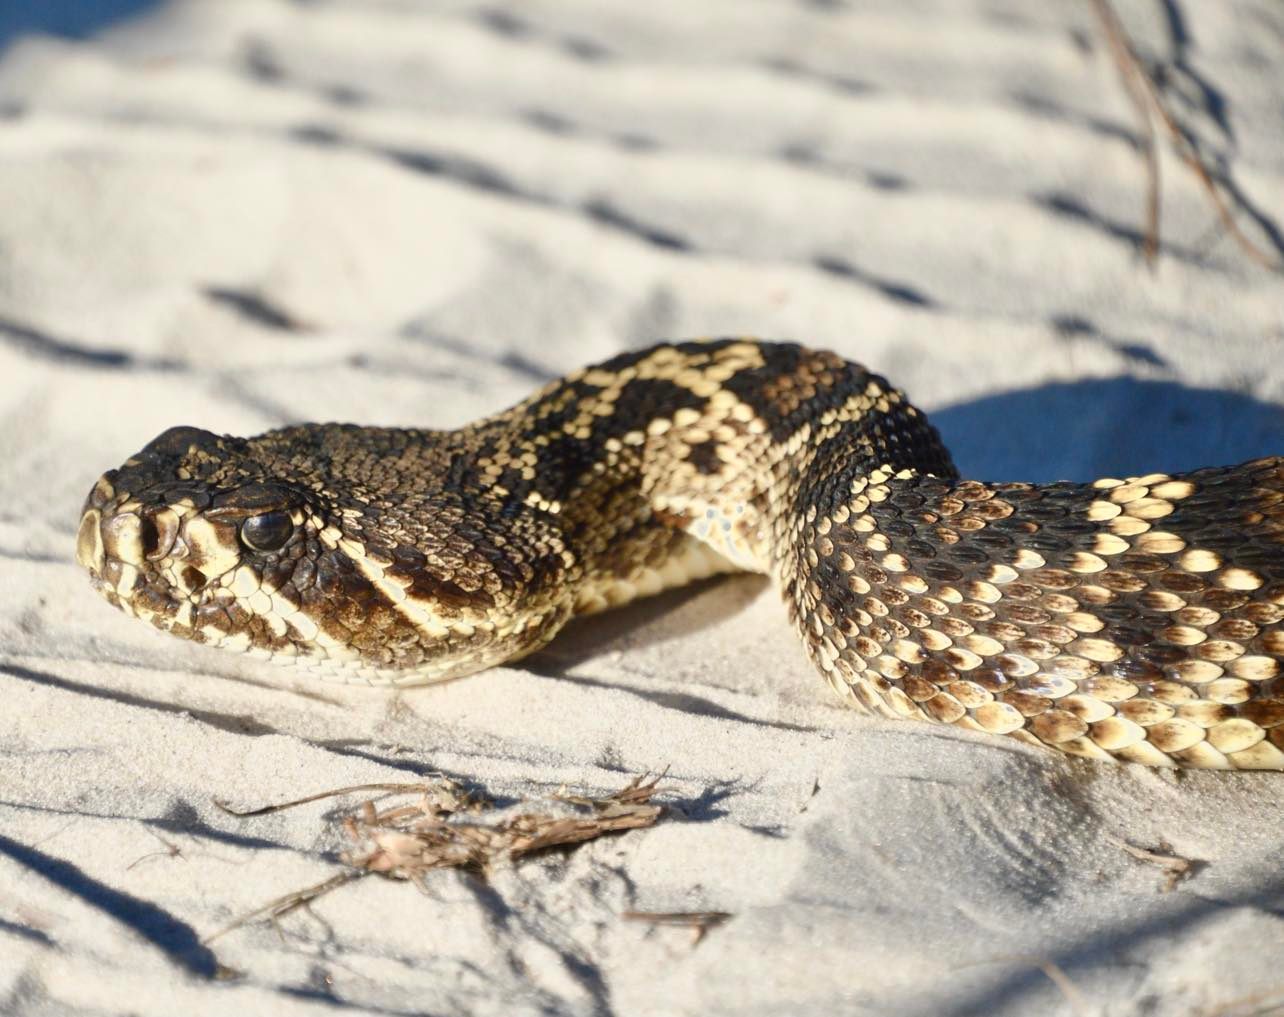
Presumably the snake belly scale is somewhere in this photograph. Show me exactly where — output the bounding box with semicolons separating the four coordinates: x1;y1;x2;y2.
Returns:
76;340;1284;769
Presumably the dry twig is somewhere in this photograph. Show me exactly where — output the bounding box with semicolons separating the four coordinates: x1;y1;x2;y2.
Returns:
959;956;1093;1017
1089;0;1279;269
126;830;184;871
205;872;361;944
1110;836;1197;892
1199;983;1284;1017
214;779;480;818
622;910;732;945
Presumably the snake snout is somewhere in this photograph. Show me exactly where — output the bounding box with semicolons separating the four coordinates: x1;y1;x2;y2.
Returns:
100;511;145;567
76;479;183;591
76;504;144;600
77;504;157;569
75;506;105;575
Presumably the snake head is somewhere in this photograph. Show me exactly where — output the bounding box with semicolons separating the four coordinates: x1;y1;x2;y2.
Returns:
77;424;575;684
75;425;323;661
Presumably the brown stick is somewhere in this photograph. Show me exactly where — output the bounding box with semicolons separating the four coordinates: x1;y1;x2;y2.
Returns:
1089;0;1280;269
214;781;458;817
203;872;364;944
622;910;732;945
1090;0;1162;265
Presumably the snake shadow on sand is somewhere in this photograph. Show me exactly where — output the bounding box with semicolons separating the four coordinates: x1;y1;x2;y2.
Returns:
932;376;1284;484
531;375;1284;683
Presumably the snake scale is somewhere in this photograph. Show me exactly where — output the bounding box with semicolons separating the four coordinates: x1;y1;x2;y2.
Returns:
76;339;1284;769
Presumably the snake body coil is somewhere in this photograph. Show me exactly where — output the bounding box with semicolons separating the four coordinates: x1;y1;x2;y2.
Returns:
77;340;1284;769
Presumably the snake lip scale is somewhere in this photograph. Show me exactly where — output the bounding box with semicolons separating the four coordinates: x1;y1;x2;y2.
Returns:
76;339;1284;770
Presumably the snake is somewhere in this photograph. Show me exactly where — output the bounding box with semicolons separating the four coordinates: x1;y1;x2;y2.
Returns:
75;339;1284;770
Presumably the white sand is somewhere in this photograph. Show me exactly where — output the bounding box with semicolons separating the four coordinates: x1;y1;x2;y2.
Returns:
2;1;1284;1014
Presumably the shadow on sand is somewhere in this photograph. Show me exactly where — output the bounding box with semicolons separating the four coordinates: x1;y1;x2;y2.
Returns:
0;0;160;53
932;376;1284;484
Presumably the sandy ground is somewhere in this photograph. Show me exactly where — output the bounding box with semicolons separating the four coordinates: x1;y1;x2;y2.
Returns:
2;1;1284;1014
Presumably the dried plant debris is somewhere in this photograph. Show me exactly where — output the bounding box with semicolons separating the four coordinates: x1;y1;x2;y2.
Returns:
1200;984;1284;1017
1090;0;1281;269
213;779;482;819
961;957;1092;1017
622;910;732;946
206;872;365;944
1110;836;1199;892
347;772;664;885
207;773;666;943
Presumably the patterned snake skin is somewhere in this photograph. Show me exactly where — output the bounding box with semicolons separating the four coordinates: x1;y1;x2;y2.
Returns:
76;340;1284;769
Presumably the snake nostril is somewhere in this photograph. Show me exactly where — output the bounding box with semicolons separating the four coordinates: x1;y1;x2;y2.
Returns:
145;507;181;561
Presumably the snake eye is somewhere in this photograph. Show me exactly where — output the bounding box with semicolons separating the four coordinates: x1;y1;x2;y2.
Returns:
240;511;294;553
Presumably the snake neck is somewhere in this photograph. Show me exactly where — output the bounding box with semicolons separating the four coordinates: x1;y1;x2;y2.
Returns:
616;341;957;577
520;340;956;614
391;340;954;618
